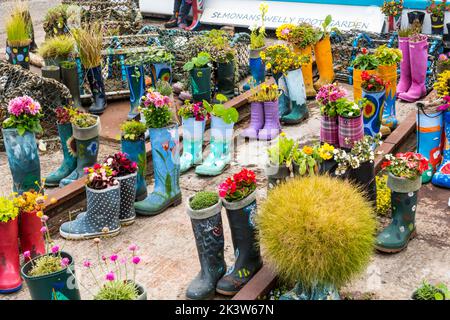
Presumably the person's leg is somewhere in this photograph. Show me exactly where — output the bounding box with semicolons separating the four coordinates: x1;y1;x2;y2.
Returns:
165;0;182;28
178;0;193;29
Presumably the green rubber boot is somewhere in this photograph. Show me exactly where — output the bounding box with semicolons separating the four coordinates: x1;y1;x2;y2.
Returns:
375;174;421;253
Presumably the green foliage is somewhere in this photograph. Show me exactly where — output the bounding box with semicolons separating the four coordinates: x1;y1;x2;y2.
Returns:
289;23;320;49
267;134;296;167
351;53;379;70
43;4;69;37
316;15;337;40
6;12;30;46
190;191;219;210
94;281;139;300
335;98;362;117
0;196;19;223
412;281;449;300
120;120;147;141
203;94;238;124
257;175;376;289
125;46;175;66
398;28;413;37
250;2;268;50
72;23;102;69
374;45;402;66
207;29;236;63
60;60;76;69
375;175;391;216
183;52;211;72
69;111;97;128
28;255;64;277
2;113;43;136
155;80;173;97
38;35;75;59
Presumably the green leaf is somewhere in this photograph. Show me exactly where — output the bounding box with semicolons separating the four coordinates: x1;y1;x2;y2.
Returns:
215;94;228;104
435;292;444;300
183;61;194;72
17;126;26;136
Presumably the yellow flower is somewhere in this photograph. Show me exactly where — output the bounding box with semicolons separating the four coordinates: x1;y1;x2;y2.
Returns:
36;211;43;218
302;146;313;155
319;143;335;160
280;132;286;137
266;62;272;69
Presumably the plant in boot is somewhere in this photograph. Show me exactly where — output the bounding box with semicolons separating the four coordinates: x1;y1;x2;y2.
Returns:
335;98;364;149
351;48;379;71
2;95;43;136
433;70;450;97
43;4;69;38
249;2;267;50
376;152;429;252
374;45;402;67
186;191;225;299
266;132;298;187
412;281;449;300
361;71;389;93
84;163;118;190
260;44;309;76
5;8;31;69
361;72;389;138
183;52;212;73
155;80;173;97
140;89;173;128
178;101;209;173
104;152;138;178
381;0;404;32
120;120;147;142
257;175;376;300
216;168;261;296
196;95;237;176
38;35;75;65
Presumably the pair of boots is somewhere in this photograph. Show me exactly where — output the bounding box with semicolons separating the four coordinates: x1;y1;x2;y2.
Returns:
86;66;107;115
164;0;192;29
0;213;45;293
240;101;281;140
59;172;137;239
397;36;429;103
186;191;262;299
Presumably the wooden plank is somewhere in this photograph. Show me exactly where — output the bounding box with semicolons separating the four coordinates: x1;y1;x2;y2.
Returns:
233;264;277;300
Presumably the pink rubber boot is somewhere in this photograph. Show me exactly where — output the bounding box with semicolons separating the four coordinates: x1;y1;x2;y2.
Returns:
396;37;412;96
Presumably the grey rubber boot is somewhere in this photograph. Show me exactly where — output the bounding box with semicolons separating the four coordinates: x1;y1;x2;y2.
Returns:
116;173;137;225
186;196;226;300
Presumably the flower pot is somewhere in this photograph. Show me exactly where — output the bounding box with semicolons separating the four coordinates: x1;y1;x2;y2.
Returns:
249;47;266;84
116;172;137;225
319;159;338;176
61;63;82;109
407;11;425;30
265;164;293;189
19;211;45;260
72;115;101;141
431;14;445;35
385;14;402;33
217;61;235;99
362;88;386;137
338;114;364;149
190;66;211;103
296;45;315;98
44;57;65;67
2;128;40;194
150;62;172;86
41;65;61;82
5;42;30;69
273;73;290;118
353;69;376;101
377;65;398;131
320;115;339;146
0;218;22;294
21;251;81;300
387;172;422;193
125;64;145;119
280;68;308;124
345;160;377;203
121;137;148;202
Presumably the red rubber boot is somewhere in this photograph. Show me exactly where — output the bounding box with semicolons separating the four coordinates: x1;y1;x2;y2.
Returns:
0;218;22;294
19;211;45;261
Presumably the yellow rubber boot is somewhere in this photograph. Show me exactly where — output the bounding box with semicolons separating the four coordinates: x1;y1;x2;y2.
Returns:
353;69;376;101
313;36;335;91
296;45;316;98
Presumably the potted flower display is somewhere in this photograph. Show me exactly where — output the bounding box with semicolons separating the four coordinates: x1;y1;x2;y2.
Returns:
43;4;70;38
120;120;148;201
377;152;429;252
257;175;376;300
207;29;236;99
437;53;450;74
79;241;146;300
316;83;347;146
350;48;380;101
143;46;175;85
248;2;268;84
242;83;281;140
185;191;225;300
276;22;320;97
124;54;146;119
38;35;75;67
0;195;21;293
196;94;239;176
260;44;309;122
335;98;364;149
72;23;106;114
5;8;31;69
135;90;182;216
333;133;382;203
2;96;42;194
60;110;100;186
217;168;261;296
375;45;402;134
60;162;121;239
21;219;81;300
381;0;404;32
292;144;331;177
45;106;77;187
426;0;448;35
183;52;212;103
266;132;297;187
361;71;389;137
178;100;209;173
60;60;82;108
313;15;336;90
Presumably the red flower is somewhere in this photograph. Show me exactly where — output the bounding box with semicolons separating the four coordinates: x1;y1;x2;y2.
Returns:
381;160;391;169
361;47;368;54
162;141;170;151
93;163;102;170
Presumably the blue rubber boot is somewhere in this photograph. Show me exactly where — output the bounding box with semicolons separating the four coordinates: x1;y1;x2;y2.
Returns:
432;111;450;188
121;137;148;201
180;118;205;173
134;124;182;216
280;282;340;300
86;66;107;115
45;123;77;187
195;116;234;176
125;65;145;119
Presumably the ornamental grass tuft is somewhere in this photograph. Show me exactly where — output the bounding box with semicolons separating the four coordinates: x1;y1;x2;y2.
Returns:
28;255;64;277
257;175;376;290
190;191;219;210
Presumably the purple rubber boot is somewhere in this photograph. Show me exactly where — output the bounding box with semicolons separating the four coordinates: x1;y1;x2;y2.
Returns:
396;37;411;96
398;37;428;103
241;102;264;139
258;101;281;140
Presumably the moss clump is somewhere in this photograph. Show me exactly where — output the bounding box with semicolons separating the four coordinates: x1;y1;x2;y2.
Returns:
29;255;64;277
376;175;391;216
94;281;138;300
257;175;376;290
190;192;219;210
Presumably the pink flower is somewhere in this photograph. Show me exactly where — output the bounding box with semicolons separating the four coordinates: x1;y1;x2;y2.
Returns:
281;28;290;35
439;53;448;61
51;245;60;254
163;96;171;105
41;215;49;222
40;226;47;233
83;260;91;268
23;251;31;259
61;257;70;267
101;255;107;261
110;254;118;262
129;244;138;251
106;271;115;281
132;256;141;265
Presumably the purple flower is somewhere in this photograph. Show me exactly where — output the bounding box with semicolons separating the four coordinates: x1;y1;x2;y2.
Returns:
132;256;141;265
106;271;115;281
128;244;138;252
51;245;60;254
23;251;31;259
110;254;118;262
83;260;92;268
41;215;49;222
40;226;47;233
61;257;70;267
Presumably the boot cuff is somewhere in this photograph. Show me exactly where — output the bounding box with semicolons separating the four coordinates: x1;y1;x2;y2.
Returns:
387;173;422;193
187;196;222;220
222;190;257;210
73;115;100;140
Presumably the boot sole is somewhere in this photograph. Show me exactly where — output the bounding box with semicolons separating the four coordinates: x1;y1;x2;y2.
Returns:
135;194;182;216
375;229;417;253
0;283;22;294
59;227;121;240
195;164;230;176
120;216;136;227
216;288;239;296
44;182;61;187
